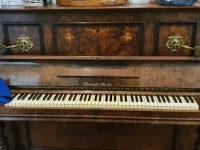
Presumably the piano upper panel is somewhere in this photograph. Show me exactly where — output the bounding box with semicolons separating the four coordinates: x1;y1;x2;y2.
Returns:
1;4;200;56
0;56;200;89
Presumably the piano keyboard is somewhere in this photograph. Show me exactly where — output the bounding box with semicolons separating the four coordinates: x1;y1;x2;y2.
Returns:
5;93;199;110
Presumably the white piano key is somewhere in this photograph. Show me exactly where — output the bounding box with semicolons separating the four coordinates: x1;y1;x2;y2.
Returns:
186;96;199;110
149;96;157;109
145;96;154;109
121;95;127;108
173;96;183;110
179;96;190;110
163;96;173;110
139;96;146;109
159;96;170;110
168;96;180;110
109;95;115;109
101;95;107;108
129;95;137;109
126;95;132;109
63;94;71;107
88;94;95;108
73;94;81;108
83;94;89;108
115;95;121;109
79;94;85;108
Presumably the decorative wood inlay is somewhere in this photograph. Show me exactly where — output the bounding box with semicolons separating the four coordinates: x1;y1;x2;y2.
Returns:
53;23;144;56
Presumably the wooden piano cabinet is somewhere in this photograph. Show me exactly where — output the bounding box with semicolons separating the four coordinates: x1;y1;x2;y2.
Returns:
1;3;200;150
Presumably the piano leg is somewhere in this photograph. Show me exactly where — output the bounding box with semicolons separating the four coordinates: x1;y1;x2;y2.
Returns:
194;127;200;150
0;122;9;150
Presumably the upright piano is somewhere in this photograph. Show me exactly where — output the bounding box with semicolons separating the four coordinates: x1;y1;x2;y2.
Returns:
0;3;200;150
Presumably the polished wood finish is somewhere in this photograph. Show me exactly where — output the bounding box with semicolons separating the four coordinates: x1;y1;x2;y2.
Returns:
1;3;200;150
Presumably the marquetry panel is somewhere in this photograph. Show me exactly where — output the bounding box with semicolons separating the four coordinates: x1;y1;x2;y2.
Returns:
3;23;44;55
156;23;197;56
53;23;144;56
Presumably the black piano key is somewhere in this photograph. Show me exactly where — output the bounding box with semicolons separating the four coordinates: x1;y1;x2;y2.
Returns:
160;96;166;103
131;95;134;102
138;96;143;102
172;96;177;103
94;95;98;101
35;94;42;101
32;94;39;100
84;95;88;101
110;95;112;102
124;95;127;102
183;96;190;103
98;95;102;101
42;94;49;100
135;95;139;102
114;95;116;102
54;94;60;101
58;94;64;101
146;96;150;102
47;94;52;100
28;94;35;100
187;96;195;103
105;95;108;102
150;96;154;102
68;94;74;101
36;94;42;100
176;96;182;103
62;94;67;101
12;94;18;99
88;95;91;101
21;94;28;100
17;93;25;100
165;96;170;103
72;94;77;101
157;96;162;103
80;94;84;101
33;94;38;100
120;95;123;102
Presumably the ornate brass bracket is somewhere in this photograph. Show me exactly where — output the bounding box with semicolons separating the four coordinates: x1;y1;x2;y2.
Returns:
0;36;33;53
166;36;200;53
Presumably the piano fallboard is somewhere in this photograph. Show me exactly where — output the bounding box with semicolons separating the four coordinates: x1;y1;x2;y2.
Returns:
1;56;200;88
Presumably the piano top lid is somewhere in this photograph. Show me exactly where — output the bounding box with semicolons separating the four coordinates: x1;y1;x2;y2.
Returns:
1;3;200;11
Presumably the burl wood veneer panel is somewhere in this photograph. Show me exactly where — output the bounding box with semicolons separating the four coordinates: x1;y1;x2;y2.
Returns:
156;22;197;56
29;122;173;150
3;23;44;55
53;23;144;56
